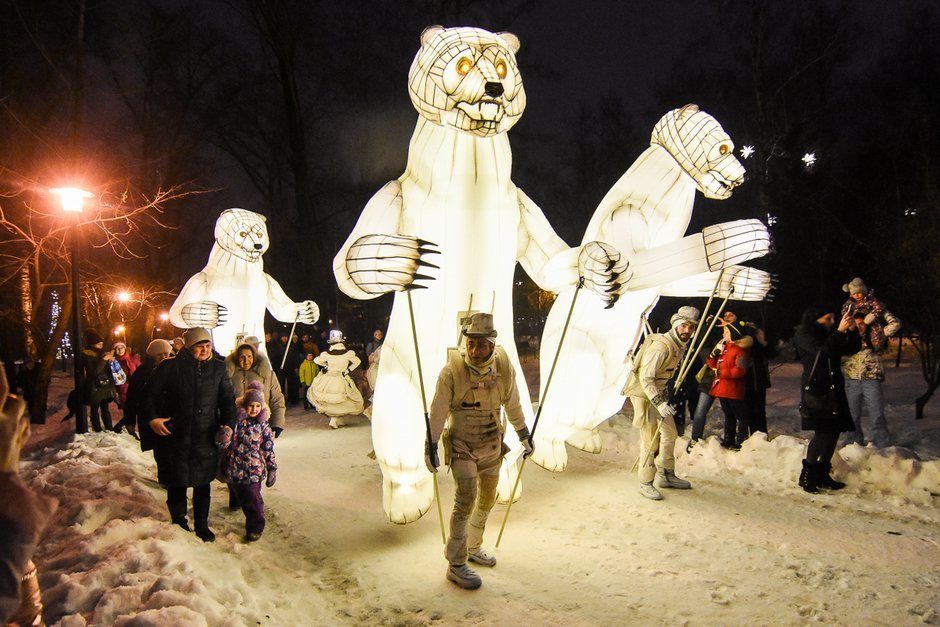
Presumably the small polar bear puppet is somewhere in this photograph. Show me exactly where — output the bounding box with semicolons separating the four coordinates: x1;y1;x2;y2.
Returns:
333;26;626;524
532;105;774;472
169;208;320;357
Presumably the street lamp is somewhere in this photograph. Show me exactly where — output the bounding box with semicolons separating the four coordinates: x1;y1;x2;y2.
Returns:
51;187;93;432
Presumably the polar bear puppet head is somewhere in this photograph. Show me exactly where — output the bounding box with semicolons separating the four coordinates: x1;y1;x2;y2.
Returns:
214;208;270;262
651;104;746;200
408;25;526;137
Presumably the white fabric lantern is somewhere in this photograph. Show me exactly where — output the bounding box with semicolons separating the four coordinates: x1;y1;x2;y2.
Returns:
531;106;772;471
334;26;620;524
170;208;320;356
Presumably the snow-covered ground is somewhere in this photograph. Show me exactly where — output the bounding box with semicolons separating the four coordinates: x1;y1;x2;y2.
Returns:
22;351;940;625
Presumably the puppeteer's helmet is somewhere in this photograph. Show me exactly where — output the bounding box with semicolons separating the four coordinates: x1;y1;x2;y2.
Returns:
327;329;345;345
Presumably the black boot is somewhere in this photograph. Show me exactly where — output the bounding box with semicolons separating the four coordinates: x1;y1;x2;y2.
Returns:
799;460;819;493
193;485;215;542
167;489;191;531
228;484;240;511
817;462;846;490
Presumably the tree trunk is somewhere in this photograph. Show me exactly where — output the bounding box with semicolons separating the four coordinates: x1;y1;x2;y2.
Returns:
29;285;73;424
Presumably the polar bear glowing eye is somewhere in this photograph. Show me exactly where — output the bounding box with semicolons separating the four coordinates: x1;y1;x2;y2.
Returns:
719;144;730;156
239;231;247;238
456;58;473;75
495;60;507;78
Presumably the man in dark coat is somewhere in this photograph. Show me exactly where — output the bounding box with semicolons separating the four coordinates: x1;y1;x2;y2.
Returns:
80;329;117;433
143;328;236;541
793;306;859;494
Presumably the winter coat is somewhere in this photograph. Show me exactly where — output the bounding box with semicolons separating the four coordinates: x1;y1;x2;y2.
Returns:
298;359;319;386
706;336;752;400
115;352;140;378
143;349;236;487
219;406;277;485
794;322;859;433
840;292;901;352
746;330;776;391
841;327;886;381
81;349;117;405
225;347;287;430
128;358;160;445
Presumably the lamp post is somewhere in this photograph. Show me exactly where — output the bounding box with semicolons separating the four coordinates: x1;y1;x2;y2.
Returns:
51;187;93;431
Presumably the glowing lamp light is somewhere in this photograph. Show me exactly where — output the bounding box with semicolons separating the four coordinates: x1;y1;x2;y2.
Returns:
115;325;125;335
50;187;94;213
116;291;131;303
802;152;816;167
767;214;778;226
740;145;755;159
159;312;169;321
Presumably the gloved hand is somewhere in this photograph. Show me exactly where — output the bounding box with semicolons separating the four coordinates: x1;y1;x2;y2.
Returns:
266;468;277;487
272;426;283;438
215;425;233;449
425;439;440;473
656;402;677;419
516;427;535;458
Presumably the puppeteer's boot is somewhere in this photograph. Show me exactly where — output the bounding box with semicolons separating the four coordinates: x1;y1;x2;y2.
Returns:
799;460;819;494
446;563;482;590
638;481;663;501
468;548;497;567
655;468;692;489
817;462;847;490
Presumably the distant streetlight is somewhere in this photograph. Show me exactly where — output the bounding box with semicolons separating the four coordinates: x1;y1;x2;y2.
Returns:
801;152;817;167
116;290;131;303
152;312;170;341
51;186;93;433
740;145;755;159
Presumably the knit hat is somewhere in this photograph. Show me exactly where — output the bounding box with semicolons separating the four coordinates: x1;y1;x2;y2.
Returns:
183;327;211;348
112;341;126;350
146;339;173;356
670;306;701;329
463;312;498;344
85;329;104;346
842;277;868;296
242;335;261;347
243;381;265;406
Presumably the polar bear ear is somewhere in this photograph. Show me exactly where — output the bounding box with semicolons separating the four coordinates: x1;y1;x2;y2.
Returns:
677;104;700;119
420;25;445;46
496;31;521;54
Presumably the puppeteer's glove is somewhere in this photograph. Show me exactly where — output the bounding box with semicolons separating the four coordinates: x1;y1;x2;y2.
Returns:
656;402;677;420
425;439;440;473
273;426;283;439
516;427;535;458
266;468;277;488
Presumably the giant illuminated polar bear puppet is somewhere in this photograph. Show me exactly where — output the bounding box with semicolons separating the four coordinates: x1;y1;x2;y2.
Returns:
531;105;773;472
334;26;624;524
170;208;320;356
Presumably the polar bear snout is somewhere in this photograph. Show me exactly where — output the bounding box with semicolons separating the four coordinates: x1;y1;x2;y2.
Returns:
485;81;504;98
253;243;263;250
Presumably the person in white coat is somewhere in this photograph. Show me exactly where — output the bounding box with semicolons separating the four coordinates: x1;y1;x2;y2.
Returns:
307;331;364;428
623;305;700;501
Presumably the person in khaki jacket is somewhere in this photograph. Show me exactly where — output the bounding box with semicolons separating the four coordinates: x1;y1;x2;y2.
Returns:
623;306;699;501
425;313;533;590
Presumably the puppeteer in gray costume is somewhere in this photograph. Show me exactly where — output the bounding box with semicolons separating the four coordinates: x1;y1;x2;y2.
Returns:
425;313;534;590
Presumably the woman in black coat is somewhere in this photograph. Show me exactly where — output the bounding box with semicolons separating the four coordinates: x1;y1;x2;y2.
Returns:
793;305;860;493
143;329;235;541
